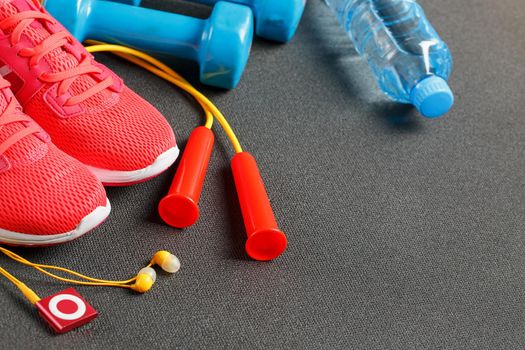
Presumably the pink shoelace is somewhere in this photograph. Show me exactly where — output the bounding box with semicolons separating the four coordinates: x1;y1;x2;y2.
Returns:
0;11;113;107
0;79;40;156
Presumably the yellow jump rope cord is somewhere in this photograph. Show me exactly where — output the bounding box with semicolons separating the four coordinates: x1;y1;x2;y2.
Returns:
1;42;241;301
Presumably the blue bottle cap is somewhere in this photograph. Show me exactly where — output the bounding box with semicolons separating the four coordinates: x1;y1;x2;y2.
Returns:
410;76;454;118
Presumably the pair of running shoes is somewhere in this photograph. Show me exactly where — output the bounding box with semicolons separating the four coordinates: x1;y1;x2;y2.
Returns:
0;0;179;246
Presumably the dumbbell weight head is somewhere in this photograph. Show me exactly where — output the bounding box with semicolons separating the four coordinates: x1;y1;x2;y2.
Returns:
199;2;253;88
252;0;305;42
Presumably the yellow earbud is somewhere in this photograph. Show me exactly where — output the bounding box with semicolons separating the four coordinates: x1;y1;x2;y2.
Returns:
131;267;156;293
151;251;181;273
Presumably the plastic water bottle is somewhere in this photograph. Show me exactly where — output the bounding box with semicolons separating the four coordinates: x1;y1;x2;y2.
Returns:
325;0;453;118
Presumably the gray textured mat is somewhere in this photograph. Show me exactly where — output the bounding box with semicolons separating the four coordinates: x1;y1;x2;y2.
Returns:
1;0;524;349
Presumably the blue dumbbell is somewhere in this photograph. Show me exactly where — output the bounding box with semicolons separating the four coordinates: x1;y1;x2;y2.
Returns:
115;0;305;43
43;0;254;89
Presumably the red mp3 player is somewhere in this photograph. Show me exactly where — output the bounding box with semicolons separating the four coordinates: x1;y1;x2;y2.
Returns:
35;288;98;333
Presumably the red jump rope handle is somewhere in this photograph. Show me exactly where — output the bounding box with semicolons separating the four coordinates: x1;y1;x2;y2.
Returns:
158;126;214;228
231;152;287;261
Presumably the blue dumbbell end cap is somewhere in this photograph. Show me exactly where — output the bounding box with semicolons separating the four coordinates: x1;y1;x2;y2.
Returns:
200;2;254;89
410;76;454;118
256;0;305;42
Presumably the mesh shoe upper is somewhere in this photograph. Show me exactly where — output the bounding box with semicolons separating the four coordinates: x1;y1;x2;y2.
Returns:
25;86;176;171
0;0;176;172
0;142;108;235
0;78;108;236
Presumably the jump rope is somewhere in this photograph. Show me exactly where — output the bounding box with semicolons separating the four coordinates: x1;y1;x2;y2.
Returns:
1;41;287;332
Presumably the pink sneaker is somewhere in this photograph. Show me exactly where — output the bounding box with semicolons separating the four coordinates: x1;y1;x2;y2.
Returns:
0;78;110;246
0;0;178;186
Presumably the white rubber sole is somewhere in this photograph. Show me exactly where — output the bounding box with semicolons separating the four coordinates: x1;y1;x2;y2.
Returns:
85;147;180;185
0;199;111;246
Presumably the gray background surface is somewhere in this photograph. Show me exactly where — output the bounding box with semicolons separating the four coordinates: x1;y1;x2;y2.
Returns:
1;0;524;349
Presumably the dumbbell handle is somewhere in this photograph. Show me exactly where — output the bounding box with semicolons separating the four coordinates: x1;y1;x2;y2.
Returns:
77;1;207;61
191;0;247;6
117;0;306;42
117;0;252;10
